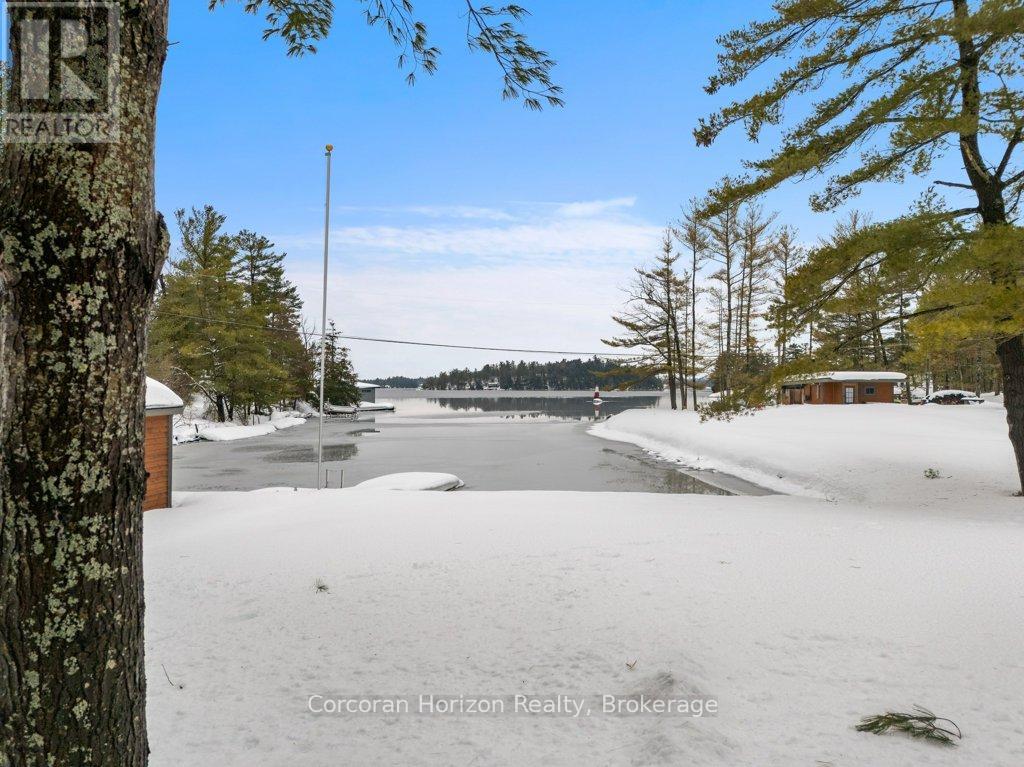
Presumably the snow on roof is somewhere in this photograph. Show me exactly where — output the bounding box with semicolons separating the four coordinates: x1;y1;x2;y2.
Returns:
146;377;184;410
787;371;907;384
356;381;380;389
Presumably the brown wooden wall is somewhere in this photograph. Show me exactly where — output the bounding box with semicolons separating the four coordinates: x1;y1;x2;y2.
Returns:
143;414;171;511
785;381;897;405
860;382;895;403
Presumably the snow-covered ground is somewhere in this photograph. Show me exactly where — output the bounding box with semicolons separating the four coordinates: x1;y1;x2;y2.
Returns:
145;402;1024;765
173;411;306;444
592;403;1018;506
146;489;1024;766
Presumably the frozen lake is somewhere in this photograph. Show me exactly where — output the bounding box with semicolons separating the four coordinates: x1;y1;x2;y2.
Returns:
173;390;767;495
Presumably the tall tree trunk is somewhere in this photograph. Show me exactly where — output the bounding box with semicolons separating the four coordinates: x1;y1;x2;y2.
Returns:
691;267;699;411
952;1;1024;492
665;320;677;410
673;322;685;412
0;3;169;765
997;336;1024;494
744;257;754;360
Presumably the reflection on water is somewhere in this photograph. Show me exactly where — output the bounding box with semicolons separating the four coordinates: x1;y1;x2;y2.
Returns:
174;389;754;495
608;449;729;495
261;443;358;463
379;391;664;422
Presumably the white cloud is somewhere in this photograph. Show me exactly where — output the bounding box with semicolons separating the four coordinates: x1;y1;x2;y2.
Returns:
318;219;659;263
274;195;660;377
334;204;515;222
405;205;516;221
275;197;659;265
288;261;638;379
555;196;637;218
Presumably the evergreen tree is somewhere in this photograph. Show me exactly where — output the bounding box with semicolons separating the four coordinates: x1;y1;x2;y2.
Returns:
697;0;1024;491
603;232;690;407
706;203;741;394
232;230;310;405
737;204;776;360
149;209;310;421
676;199;711;409
311;322;361;407
767;226;805;365
150;206;260;421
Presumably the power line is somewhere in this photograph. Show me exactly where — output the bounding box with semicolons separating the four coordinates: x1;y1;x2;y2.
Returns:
152;309;643;358
335;333;642;358
327;287;612;310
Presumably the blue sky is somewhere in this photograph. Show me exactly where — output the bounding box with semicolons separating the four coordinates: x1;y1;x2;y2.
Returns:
157;1;948;378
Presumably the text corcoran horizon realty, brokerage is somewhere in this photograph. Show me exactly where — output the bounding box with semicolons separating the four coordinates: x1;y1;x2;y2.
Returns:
307;694;719;718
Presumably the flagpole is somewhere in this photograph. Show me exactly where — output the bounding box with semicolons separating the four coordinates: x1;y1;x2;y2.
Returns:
316;144;334;489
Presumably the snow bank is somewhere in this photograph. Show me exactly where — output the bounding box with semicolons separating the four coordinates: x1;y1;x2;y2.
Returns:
196;423;278;441
353;472;464;491
591;404;1018;505
145;490;1024;766
185;415;307;443
268;415;306;429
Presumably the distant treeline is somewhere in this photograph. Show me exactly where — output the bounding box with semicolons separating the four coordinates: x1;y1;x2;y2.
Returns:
368;376;425;389
417;357;662;391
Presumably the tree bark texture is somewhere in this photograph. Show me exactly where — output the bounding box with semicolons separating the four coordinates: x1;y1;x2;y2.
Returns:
1;3;169;764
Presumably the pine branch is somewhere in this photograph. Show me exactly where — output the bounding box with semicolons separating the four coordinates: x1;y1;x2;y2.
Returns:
856;706;962;746
464;2;564;110
210;1;561;109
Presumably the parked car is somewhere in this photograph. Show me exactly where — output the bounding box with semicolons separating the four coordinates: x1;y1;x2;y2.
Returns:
923;389;985;405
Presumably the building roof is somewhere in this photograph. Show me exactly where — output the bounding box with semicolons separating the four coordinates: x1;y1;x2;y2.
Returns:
146;377;185;411
356;381;380;390
785;371;907;384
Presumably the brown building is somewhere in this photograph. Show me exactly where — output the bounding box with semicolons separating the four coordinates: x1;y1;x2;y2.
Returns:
780;372;906;405
144;378;184;511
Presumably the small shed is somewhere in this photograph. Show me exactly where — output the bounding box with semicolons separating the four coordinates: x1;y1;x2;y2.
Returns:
356;381;379;404
144;377;184;511
780;371;906;405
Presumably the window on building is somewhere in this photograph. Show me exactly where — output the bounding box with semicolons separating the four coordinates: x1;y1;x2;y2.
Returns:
865;386;876;395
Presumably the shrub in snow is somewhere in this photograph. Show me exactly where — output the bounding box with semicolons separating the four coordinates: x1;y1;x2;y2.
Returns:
924;468;941;479
698;396;764;423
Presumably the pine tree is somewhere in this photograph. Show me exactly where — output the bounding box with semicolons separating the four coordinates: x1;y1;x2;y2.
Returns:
697;0;1024;492
232;230;309;407
767;226;805;365
149;208;306;422
604;231;689;407
312;322;361;408
706;203;741;394
675;199;711;409
737;204;776;361
150;206;255;421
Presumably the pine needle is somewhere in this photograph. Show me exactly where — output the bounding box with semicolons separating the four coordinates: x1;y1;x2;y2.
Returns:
856;706;961;746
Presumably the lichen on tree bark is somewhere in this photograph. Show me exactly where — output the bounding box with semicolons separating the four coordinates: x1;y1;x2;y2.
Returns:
1;3;169;764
